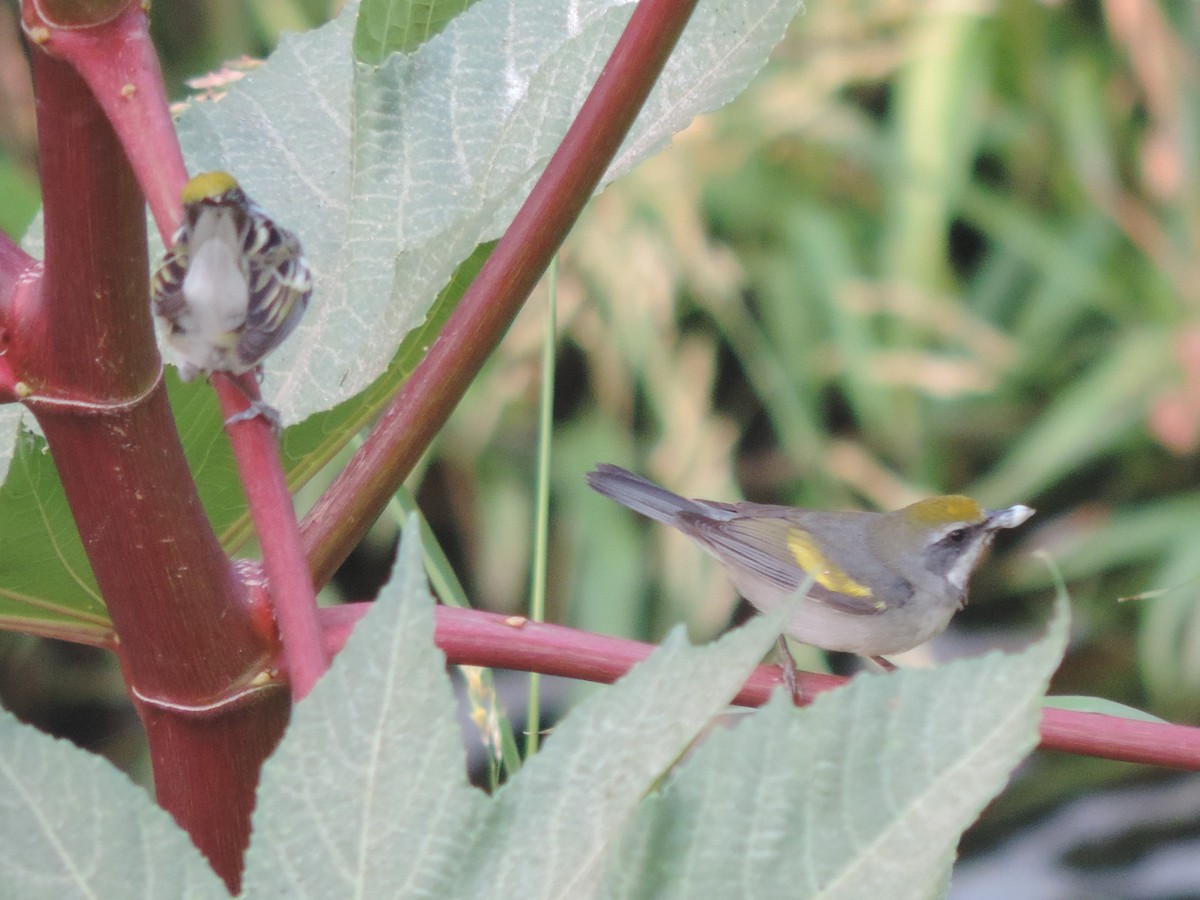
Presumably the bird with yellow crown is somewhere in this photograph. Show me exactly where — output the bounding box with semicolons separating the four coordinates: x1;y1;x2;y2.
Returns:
587;464;1033;671
150;171;311;423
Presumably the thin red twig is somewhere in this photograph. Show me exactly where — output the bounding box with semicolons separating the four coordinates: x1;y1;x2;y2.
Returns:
319;603;1200;771
214;372;327;699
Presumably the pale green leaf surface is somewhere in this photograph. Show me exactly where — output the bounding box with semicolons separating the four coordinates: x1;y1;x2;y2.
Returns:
244;522;787;898
447;609;788;897
240;518;487;898
0;704;227;898
174;0;802;425
598;596;1069;899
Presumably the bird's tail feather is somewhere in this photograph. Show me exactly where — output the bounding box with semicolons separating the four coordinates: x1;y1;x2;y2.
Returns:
586;464;705;524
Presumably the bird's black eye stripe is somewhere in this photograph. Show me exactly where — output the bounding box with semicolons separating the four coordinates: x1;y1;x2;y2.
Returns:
944;528;968;544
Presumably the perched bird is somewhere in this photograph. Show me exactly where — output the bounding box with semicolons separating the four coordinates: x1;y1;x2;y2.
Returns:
151;171;311;387
587;464;1034;665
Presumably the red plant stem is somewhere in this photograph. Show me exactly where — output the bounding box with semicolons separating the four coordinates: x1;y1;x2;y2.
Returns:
214;372;327;699
319;604;1200;771
1035;706;1200;769
21;24;289;890
299;0;701;588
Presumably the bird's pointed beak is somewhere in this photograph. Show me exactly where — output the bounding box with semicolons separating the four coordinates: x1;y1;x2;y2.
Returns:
985;504;1035;531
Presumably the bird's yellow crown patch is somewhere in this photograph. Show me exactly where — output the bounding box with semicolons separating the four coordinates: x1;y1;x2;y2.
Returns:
786;528;875;599
181;171;240;204
904;495;983;526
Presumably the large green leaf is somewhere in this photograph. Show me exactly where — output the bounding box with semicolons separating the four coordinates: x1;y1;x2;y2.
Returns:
244;534;1065;898
241;519;489;896
448;599;787;896
2;0;803;631
0;702;227;898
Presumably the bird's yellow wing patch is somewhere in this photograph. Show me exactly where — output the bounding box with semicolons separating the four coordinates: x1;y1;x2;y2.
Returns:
786;528;877;602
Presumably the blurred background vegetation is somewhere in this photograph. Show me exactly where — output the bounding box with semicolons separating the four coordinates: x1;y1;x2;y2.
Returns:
444;0;1200;718
3;0;1200;885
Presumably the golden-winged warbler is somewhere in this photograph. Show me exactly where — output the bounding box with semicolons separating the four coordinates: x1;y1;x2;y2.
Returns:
587;464;1033;664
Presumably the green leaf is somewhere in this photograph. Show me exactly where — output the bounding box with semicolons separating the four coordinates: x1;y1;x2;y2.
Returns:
354;0;481;61
4;0;802;626
599;595;1069;898
242;518;487;895
449;609;787;896
0;427;110;644
173;0;802;425
0;703;227;897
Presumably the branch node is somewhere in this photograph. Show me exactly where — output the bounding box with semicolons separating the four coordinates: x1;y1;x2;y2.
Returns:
131;667;285;719
20;364;164;415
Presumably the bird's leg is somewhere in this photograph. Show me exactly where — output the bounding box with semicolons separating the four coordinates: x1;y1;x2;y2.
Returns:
224;400;282;433
221;366;282;433
869;655;897;672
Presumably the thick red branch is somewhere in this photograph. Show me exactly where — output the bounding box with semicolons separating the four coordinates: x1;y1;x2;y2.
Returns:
22;1;328;875
299;0;702;587
25;43;261;696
